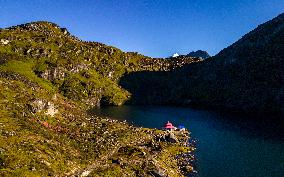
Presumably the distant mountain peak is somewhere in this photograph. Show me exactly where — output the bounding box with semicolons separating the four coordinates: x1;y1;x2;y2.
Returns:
186;50;210;59
172;53;179;58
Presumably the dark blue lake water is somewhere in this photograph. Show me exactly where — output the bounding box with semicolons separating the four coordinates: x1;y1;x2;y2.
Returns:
91;105;284;177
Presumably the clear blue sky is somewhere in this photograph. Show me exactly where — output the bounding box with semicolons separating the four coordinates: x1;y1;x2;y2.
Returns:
0;0;283;57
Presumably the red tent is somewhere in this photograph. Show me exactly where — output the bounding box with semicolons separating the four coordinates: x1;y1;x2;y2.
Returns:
164;121;175;129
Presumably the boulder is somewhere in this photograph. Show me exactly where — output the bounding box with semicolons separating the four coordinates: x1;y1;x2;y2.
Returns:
45;102;58;117
165;132;179;143
29;98;47;113
28;99;58;117
0;39;10;45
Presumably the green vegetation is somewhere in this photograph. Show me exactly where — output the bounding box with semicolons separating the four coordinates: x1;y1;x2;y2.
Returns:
0;74;194;176
0;59;55;92
0;21;196;176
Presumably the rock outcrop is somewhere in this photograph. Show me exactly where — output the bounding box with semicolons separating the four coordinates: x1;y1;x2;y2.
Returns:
28;98;58;117
0;39;9;45
38;67;66;81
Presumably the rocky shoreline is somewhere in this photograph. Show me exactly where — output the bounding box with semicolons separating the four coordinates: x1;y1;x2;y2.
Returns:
68;116;197;177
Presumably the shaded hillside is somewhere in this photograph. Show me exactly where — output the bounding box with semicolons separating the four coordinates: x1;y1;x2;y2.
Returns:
186;50;210;59
187;12;284;114
120;13;284;116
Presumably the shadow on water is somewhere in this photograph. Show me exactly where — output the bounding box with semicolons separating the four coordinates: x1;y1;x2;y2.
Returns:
89;105;284;142
217;112;284;141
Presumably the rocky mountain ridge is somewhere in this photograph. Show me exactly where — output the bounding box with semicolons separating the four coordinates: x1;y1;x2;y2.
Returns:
0;21;203;108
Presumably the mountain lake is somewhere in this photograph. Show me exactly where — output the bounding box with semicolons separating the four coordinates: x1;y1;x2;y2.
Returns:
90;105;284;177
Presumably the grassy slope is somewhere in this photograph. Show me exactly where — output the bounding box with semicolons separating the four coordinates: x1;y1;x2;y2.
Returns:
0;22;196;176
0;61;195;176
